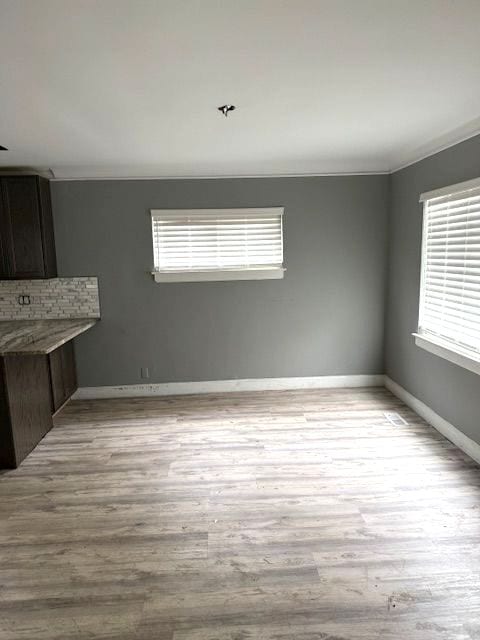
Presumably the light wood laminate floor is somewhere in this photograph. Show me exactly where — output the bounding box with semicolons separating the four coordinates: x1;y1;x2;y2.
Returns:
1;387;480;639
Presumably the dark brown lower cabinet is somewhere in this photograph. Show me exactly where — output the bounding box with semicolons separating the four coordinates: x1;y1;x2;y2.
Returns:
0;354;53;468
49;341;77;413
0;341;78;468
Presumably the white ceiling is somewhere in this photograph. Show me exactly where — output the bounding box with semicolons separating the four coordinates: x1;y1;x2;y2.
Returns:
1;0;480;179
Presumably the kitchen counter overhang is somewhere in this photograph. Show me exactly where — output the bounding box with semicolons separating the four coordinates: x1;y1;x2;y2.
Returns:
0;318;98;355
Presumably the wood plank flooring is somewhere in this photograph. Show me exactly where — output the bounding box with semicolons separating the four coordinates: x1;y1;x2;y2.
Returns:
1;387;480;639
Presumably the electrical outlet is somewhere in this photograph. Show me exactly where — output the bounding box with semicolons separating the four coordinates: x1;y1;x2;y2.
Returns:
141;367;150;379
17;294;31;306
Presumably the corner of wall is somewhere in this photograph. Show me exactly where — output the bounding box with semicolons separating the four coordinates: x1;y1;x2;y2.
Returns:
381;172;394;375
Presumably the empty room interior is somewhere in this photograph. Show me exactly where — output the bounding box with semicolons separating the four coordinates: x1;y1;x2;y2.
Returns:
2;1;480;637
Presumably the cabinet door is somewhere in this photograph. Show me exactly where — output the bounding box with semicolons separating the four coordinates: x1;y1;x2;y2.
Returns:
0;177;46;278
38;177;57;277
4;355;53;466
49;342;77;413
0;188;10;278
49;347;65;412
61;340;77;400
0;359;16;468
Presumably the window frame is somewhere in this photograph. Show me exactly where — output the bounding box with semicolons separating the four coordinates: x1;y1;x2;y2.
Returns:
150;207;285;283
414;176;480;376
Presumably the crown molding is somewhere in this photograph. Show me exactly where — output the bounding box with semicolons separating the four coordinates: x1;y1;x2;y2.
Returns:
390;117;480;173
4;119;480;181
0;167;53;179
49;170;389;182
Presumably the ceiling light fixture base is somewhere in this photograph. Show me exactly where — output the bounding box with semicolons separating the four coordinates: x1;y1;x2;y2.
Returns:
218;105;236;117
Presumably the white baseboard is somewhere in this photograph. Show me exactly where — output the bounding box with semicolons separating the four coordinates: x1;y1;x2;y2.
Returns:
73;372;480;466
385;376;480;465
73;374;385;400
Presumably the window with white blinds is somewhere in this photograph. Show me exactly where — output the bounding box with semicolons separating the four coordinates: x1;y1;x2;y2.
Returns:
151;208;284;282
416;177;480;372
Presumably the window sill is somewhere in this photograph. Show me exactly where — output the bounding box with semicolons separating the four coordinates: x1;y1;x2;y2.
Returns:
413;332;480;376
152;267;285;283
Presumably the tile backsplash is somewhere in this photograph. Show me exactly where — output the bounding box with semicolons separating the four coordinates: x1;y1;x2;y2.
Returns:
0;277;100;320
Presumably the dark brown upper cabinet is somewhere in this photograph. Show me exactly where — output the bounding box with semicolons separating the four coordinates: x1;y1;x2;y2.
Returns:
0;176;57;279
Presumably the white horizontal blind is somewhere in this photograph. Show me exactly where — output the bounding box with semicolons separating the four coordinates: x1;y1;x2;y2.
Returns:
418;181;480;357
151;208;283;273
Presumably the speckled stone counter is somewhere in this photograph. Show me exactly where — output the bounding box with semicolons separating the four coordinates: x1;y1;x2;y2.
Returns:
0;319;98;355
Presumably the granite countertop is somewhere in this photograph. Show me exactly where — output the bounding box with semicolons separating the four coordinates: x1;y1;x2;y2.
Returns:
0;319;98;355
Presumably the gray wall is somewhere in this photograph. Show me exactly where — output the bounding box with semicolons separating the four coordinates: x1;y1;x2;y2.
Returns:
385;134;480;445
51;176;388;387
